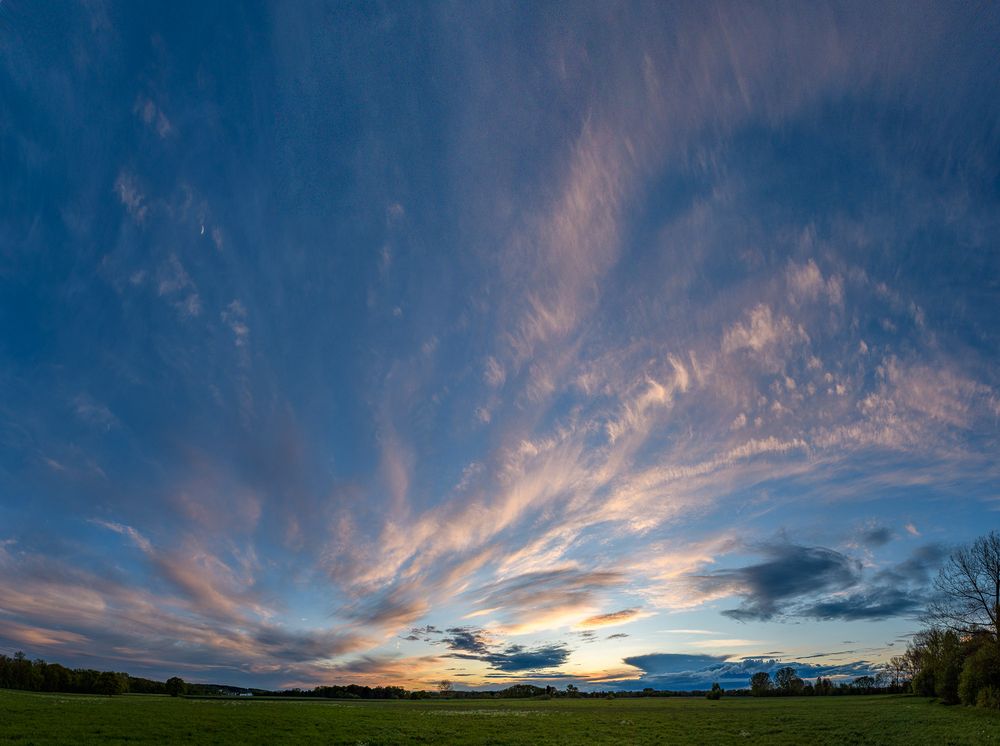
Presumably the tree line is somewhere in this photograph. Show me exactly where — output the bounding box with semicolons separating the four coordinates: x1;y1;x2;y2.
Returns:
0;656;415;700
744;668;907;698
0;653;252;698
0;651;132;696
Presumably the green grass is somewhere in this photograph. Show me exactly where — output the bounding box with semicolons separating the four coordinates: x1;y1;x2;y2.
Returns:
1;690;998;745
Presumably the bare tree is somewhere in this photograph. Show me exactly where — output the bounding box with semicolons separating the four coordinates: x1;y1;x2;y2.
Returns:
926;531;1000;639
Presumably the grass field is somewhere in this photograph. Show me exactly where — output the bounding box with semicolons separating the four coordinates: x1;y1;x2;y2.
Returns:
2;690;999;745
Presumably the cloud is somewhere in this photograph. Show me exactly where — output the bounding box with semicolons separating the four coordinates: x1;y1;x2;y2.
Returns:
73;395;119;431
860;526;893;548
250;626;358;662
873;543;947;586
345;588;429;632
797;587;922;621
466;567;625;633
441;627;491;656
483;356;506;388
721;304;809;365
448;641;571;673
156;255;201;318
134;96;173;138
694;543;862;622
687;541;945;623
114;171;148;223
503;120;629;367
90;519;153;555
624;653;730;676
577;608;644;629
221;300;249;348
478;643;571;673
0;537;368;685
420;625;572;674
787;259;843;307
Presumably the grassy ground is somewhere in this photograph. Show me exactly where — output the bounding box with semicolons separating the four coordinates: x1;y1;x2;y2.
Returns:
1;690;999;745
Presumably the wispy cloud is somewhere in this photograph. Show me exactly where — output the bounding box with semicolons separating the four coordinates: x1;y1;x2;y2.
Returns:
134;96;173;138
577;608;647;630
114;171;147;223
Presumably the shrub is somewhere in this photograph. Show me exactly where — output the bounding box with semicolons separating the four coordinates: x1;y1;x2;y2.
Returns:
958;642;1000;707
912;669;935;697
908;629;963;703
976;686;1000;710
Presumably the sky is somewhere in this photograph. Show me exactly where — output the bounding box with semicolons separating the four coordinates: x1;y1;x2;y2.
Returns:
1;1;999;692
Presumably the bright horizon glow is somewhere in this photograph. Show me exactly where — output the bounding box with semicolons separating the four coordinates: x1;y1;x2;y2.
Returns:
0;2;998;691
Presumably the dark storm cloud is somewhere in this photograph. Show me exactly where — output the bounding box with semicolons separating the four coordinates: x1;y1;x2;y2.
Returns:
449;642;572;672
424;624;572;673
874;543;948;585
690;541;946;623
481;644;571;672
442;627;490;655
798;587;922;621
693;543;862;621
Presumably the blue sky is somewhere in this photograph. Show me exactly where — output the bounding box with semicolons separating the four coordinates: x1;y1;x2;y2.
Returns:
1;1;999;690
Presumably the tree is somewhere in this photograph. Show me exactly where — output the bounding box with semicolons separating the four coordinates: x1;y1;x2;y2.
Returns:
958;640;1000;706
852;675;875;693
886;655;910;689
165;676;186;697
908;628;964;703
96;671;128;696
437;680;453;696
927;530;1000;639
774;667;803;694
750;672;773;696
706;682;723;700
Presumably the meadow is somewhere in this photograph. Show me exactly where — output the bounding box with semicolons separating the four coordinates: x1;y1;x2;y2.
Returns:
1;690;999;745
